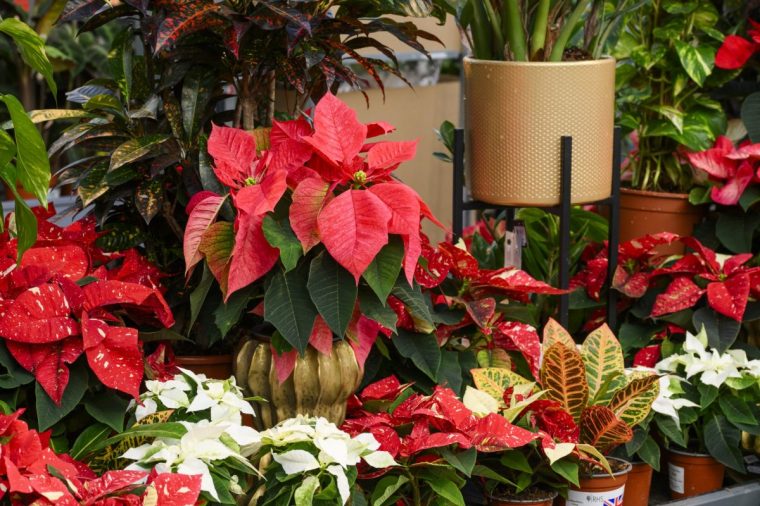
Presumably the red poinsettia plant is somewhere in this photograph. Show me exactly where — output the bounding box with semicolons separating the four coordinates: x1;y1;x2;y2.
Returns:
572;232;760;357
341;375;538;505
0;408;202;505
0;207;173;427
184;92;437;380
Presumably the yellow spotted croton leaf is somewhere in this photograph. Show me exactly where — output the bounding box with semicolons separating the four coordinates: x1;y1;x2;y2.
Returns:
581;324;625;404
607;374;660;428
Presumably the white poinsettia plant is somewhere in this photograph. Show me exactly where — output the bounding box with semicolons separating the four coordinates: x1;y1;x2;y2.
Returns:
249;416;396;506
650;328;760;473
122;370;260;504
130;368;255;424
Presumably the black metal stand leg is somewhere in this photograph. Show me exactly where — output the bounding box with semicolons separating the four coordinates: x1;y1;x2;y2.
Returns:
452;129;465;242
606;127;622;330
558;137;572;328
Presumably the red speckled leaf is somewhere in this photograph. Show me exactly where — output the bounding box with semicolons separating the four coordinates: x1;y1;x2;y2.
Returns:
577;257;608;301
0;283;79;344
438;242;480;279
684;136;735;179
308;315;333;356
359;375;409;401
651;277;704;317
633;345;661;368
207;123;256;189
7;337;83;405
304;92;366;166
82;280;174;328
20;245;89;281
681;237;721;273
619;232;680;261
707;273;750;321
290;177;330;252
27;474;78;505
80;470;147;503
495;321;541;379
464;298;496;332
228;212;279;298
723;254;754;276
479;269;568;298
107;249;164;290
612;267;651;298
404;430;472;456
148;473;202;506
183;193;225;277
317;190;391;282
154;2;223;53
81;313;143;399
470;413;538;451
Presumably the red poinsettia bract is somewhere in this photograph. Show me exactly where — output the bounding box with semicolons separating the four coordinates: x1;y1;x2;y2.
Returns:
0;409;202;505
0;213;174;404
715;19;760;70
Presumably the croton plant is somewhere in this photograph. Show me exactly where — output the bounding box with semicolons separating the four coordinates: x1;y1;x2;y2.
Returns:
0;207;173;430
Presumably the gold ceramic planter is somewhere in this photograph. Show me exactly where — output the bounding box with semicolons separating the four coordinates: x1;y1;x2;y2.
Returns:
463;57;616;206
234;339;362;430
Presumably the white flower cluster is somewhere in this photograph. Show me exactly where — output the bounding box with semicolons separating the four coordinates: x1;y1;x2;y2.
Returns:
124;369;259;501
131;368;255;424
254;415;397;505
656;330;760;388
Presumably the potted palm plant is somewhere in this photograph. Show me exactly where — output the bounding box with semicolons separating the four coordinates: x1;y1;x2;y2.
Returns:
439;0;638;206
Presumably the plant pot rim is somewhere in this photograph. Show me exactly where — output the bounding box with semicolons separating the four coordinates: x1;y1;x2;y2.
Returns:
620;187;691;200
582;457;632;478
668;448;714;459
487;490;559;503
463;55;615;67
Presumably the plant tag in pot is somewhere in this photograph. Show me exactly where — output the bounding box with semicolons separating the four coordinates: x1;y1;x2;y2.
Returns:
504;230;521;269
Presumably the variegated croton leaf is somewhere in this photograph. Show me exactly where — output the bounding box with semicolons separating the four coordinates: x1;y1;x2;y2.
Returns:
607;374;660;428
580;405;633;454
540;342;589;424
581;324;625;405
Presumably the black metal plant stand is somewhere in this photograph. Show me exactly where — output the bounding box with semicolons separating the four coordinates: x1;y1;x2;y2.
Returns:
451;128;622;330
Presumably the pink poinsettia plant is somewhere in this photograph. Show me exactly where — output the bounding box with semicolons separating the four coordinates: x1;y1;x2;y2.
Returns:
685;135;760;206
0;408;202;505
0;208;173;411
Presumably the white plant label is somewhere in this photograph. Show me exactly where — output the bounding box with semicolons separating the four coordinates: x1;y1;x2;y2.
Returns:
566;484;625;505
669;463;685;494
504;230;522;269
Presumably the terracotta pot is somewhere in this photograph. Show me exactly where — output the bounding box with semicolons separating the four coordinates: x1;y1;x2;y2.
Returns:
622;461;653;506
463;57;615;206
619;188;704;253
233;339;362;430
488;490;557;506
175;355;233;380
556;458;631;506
667;449;725;499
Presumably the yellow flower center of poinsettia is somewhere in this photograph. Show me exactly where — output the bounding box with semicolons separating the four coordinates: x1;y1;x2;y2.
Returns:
245;177;257;186
353;170;367;184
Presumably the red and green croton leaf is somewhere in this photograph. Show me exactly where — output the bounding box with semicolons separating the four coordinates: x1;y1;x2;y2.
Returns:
540;343;589;424
580;405;633;454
